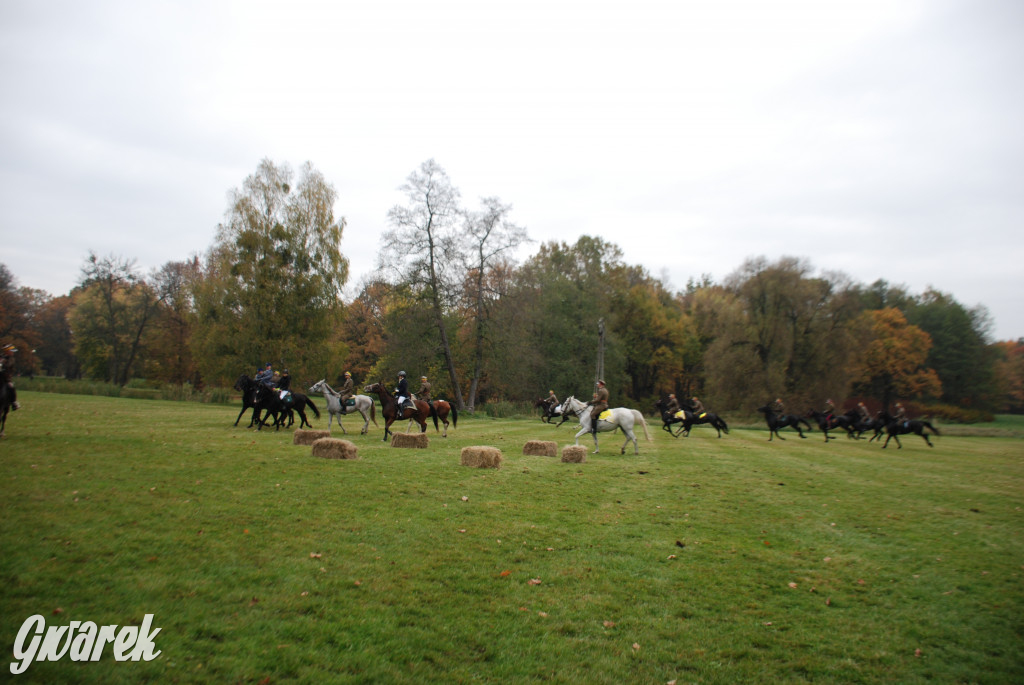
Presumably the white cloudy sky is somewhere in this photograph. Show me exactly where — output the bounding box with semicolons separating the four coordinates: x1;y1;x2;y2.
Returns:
1;0;1022;339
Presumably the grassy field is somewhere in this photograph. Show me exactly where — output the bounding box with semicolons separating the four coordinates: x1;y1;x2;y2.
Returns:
1;391;1022;684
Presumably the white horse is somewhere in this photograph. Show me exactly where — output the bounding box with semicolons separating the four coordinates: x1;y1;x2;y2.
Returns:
308;379;377;434
560;395;651;454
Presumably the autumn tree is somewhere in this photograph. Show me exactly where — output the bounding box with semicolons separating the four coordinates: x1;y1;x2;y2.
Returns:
145;258;201;385
460;196;529;411
852;307;942;408
906;289;995;408
69;253;165;384
380;159;466;409
191;159;349;385
992;339;1024;413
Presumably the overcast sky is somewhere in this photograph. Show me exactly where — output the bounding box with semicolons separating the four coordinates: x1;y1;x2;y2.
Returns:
1;0;1022;340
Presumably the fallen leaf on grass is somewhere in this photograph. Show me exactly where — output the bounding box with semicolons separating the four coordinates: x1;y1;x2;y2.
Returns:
788;582;798;588
632;643;640;651
538;611;548;617
914;648;922;657
528;578;542;585
603;621;616;628
499;570;511;577
310;552;322;559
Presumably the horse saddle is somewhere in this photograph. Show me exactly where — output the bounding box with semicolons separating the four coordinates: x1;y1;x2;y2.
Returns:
673;410;686;420
344;398;355;406
598;409;613;421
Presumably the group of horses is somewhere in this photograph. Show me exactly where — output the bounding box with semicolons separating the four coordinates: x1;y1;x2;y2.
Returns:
232;374;457;442
756;405;939;448
534;392;937;450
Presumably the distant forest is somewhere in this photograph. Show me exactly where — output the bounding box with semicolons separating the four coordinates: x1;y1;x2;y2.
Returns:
3;159;1021;417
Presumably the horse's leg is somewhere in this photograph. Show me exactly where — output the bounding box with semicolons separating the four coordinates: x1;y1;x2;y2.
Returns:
234;405;248;426
922;432;933;447
359;409;369;435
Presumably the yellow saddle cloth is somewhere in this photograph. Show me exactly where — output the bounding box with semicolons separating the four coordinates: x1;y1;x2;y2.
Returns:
598;409;613;421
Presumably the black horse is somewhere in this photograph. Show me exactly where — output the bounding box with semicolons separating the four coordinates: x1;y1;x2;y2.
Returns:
0;370;12;438
656;399;729;438
233;374;263;427
253;383;320;431
757;405;812;441
533;398;570;426
878;411;939;449
806;410;859;441
846;410;886;441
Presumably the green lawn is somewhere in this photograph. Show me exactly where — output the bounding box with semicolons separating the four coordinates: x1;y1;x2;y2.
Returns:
1;392;1022;684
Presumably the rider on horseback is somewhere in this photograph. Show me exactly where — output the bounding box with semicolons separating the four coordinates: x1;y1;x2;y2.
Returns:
418;375;433;411
255;363;275;387
545;389;559;412
823;398;836;426
892;401;908;428
586;380;609;436
665;393;682;417
395;371;411;414
1;344;20;410
689;396;707;417
277;368;293;404
338;371;354;413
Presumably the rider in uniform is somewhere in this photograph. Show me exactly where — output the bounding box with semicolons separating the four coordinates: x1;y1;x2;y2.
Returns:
418;376;432;411
690;396;707;417
339;371;355;413
586;380;609;436
665;393;682;417
394;371;411;414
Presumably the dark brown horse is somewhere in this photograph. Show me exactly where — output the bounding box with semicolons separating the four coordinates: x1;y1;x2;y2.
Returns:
364;382;432;441
533;398;569;426
422;397;457;437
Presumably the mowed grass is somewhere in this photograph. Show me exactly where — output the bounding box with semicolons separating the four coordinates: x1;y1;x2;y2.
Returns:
1;392;1022;684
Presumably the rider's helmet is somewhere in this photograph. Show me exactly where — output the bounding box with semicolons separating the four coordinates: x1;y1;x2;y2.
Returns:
597;379;605;386
692;396;698;401
421;376;427;381
344;371;351;377
398;370;406;377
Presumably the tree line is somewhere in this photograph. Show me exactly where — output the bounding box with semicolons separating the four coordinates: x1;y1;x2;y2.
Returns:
2;158;1021;416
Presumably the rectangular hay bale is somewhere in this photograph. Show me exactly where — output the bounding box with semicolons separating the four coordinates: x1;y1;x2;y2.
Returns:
523;440;558;457
294;429;332;445
460;446;503;469
561;445;587;463
311;437;359;460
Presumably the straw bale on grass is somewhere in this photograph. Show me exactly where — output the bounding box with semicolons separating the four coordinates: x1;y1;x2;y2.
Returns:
523;440;557;457
391;432;429;449
311;437;359;460
460;446;503;469
294;429;331;445
561;445;587;463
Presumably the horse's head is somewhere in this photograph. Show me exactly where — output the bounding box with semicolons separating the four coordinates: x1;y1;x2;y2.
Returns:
309;379;325;393
363;382;382;395
234;374;250;392
757;405;771;414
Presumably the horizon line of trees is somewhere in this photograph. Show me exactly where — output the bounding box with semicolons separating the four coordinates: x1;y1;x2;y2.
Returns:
2;159;1022;416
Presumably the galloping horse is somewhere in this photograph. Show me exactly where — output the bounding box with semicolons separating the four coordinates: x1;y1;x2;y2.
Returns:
533;398;570;426
757;405;812;441
878;411;939;449
655;399;729;438
253;384;320;431
308;379;377;434
560;395;651;454
364;382;433;442
806;410;859;441
846;410;886;441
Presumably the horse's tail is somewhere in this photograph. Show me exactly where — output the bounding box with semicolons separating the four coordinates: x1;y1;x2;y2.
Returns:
923;421;939;435
632;409;652;441
451;404;458;428
370;402;378;426
431;404;439;431
800;418;812;430
717;415;730;434
306;396;320;418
